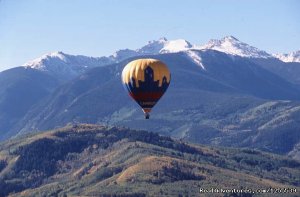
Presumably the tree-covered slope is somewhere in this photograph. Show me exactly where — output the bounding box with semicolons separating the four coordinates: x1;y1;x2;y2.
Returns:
0;124;299;196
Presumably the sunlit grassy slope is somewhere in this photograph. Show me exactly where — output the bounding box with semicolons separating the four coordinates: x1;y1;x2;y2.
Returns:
0;124;299;196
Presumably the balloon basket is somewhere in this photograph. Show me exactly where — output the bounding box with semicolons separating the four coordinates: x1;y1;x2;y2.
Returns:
144;112;150;119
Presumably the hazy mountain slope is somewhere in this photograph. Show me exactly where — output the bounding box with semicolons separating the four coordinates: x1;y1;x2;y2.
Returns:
196;50;300;99
0;67;60;141
14;51;300;135
13;61;131;135
8;52;300;158
289;142;300;160
0;124;299;197
250;58;300;85
1;36;300;158
176;100;300;153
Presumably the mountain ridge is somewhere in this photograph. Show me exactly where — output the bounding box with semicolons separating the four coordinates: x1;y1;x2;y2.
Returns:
274;50;300;63
10;52;300;160
1;36;300;161
21;36;300;79
197;36;272;58
0;124;299;196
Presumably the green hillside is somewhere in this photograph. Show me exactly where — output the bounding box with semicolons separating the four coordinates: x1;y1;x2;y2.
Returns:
0;124;299;197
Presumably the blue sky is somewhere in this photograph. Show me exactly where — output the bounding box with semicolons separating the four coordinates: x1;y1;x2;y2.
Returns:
0;0;299;71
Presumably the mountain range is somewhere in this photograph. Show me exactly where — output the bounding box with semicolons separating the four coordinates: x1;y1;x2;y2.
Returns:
1;36;300;161
0;124;299;196
21;36;300;79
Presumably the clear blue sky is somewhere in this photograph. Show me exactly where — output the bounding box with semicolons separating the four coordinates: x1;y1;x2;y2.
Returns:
0;0;299;71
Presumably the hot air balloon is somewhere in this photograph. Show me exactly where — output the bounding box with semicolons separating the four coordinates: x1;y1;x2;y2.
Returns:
122;58;171;119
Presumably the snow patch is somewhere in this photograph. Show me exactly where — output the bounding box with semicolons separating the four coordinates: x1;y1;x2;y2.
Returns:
160;39;193;53
186;50;205;69
137;37;168;54
273;50;300;63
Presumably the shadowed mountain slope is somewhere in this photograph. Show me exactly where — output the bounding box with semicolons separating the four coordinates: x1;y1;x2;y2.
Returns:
9;52;300;159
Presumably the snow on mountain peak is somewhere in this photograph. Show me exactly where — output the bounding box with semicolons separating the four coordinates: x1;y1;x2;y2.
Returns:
137;38;193;54
23;51;68;70
24;36;298;79
111;49;137;60
273;50;300;63
137;37;168;54
198;36;272;58
22;51;114;79
160;39;193;53
47;51;66;59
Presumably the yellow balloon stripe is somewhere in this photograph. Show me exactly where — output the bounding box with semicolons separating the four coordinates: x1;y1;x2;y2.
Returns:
122;58;170;87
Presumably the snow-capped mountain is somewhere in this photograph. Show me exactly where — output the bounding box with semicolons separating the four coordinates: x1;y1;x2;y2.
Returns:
197;36;272;58
137;37;168;54
273;50;300;63
137;37;193;54
24;36;299;79
23;38;199;76
99;37;194;63
23;51;113;79
4;36;300;157
14;50;300;158
109;49;137;62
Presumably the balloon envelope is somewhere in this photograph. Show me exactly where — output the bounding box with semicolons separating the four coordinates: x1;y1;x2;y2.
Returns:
122;58;171;119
